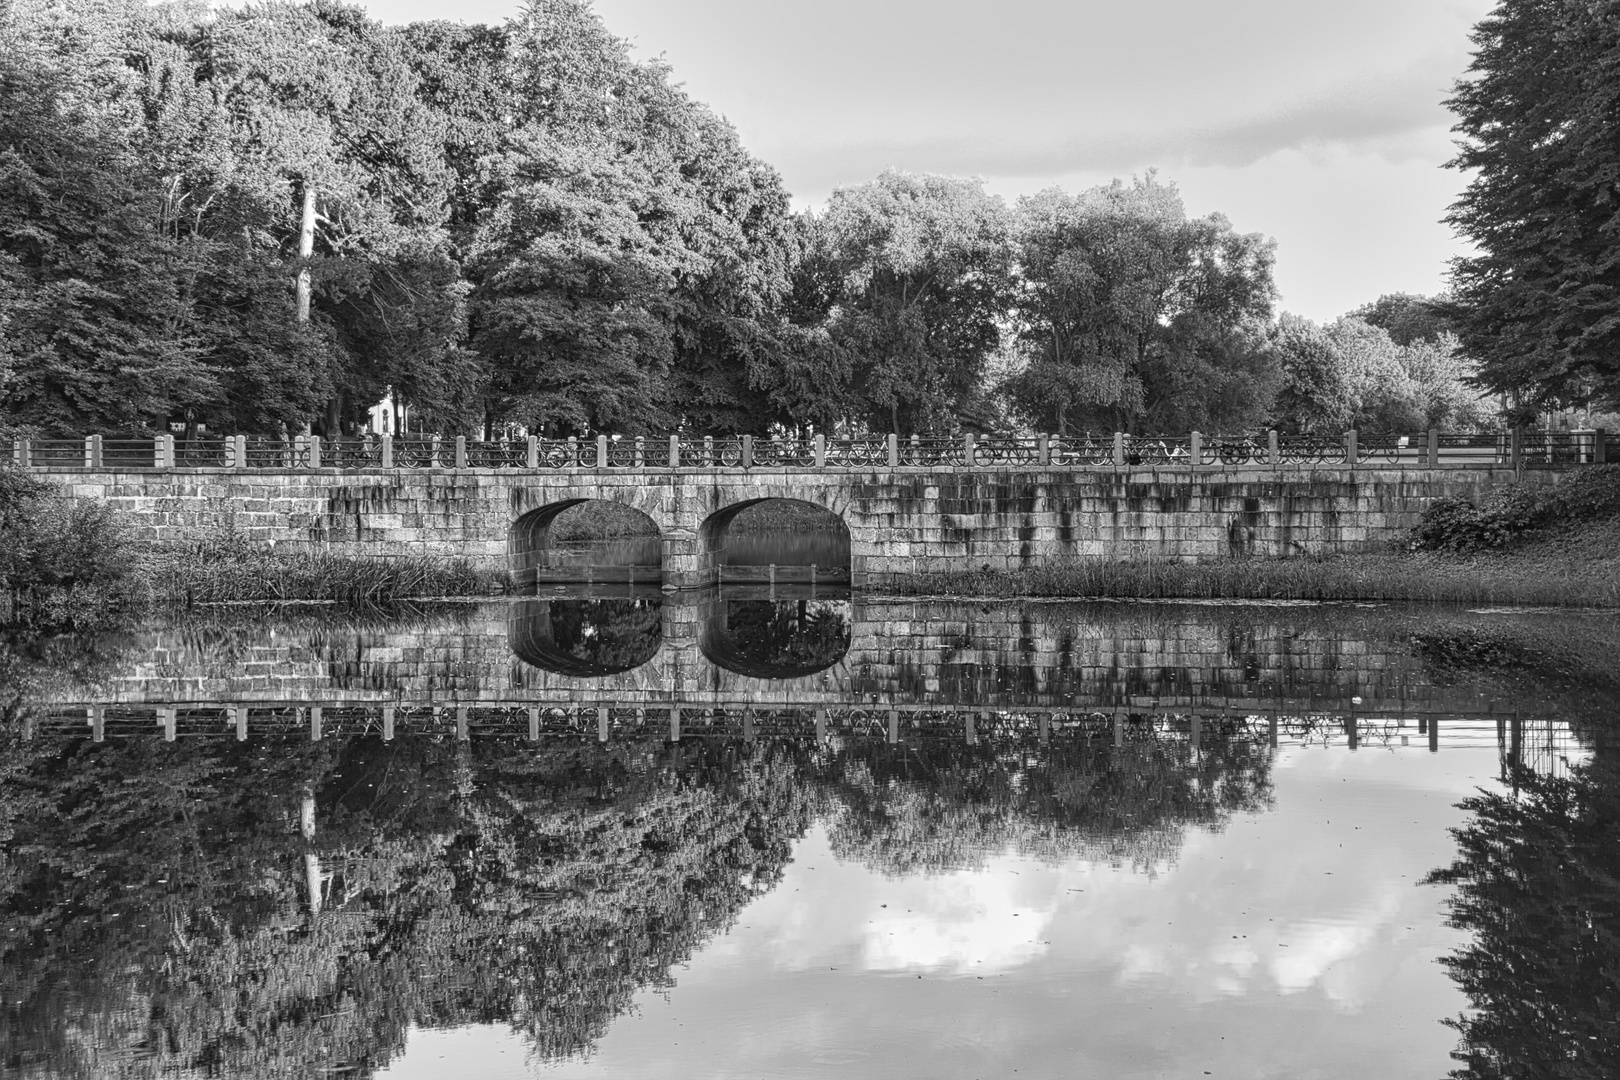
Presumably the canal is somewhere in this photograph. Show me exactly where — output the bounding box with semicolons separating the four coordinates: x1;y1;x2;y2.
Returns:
1;595;1616;1078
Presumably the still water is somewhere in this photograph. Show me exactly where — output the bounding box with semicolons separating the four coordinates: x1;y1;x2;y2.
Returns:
2;595;1617;1078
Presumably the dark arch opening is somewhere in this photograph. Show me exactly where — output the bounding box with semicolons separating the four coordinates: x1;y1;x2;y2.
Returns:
698;588;852;679
508;591;663;677
510;500;661;590
698;499;850;586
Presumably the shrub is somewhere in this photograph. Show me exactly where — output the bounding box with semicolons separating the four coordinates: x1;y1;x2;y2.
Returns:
0;463;143;628
1411;465;1620;553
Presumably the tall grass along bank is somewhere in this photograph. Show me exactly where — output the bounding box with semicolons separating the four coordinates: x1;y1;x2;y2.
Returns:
144;540;508;606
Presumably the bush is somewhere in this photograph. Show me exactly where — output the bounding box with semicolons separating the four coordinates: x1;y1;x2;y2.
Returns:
0;462;143;628
1411;465;1620;553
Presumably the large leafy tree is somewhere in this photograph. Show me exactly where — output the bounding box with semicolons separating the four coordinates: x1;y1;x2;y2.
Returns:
794;170;1014;434
1006;175;1276;435
0;0;218;434
464;0;800;437
1448;0;1620;416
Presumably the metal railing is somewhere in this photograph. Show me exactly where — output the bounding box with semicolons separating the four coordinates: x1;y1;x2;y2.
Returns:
9;427;1607;473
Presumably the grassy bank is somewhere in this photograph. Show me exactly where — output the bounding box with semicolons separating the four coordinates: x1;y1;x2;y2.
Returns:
885;545;1616;607
887;510;1620;607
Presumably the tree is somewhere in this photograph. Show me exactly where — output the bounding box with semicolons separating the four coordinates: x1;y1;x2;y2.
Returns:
0;0;218;434
1352;292;1456;346
796;170;1015;434
1447;0;1620;416
1006;175;1276;435
1269;313;1492;434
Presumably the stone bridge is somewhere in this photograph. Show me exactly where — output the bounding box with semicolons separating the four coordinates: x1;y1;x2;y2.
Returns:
28;445;1558;588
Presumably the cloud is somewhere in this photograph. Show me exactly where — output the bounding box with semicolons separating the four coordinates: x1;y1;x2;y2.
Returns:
766;50;1465;201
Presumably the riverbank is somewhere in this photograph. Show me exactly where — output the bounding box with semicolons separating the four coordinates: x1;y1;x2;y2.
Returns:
882;518;1620;608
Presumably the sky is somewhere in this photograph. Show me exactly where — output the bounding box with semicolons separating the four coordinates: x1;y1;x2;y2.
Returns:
358;0;1497;322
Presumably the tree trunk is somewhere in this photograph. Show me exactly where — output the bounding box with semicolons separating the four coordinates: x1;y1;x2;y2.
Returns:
296;185;315;324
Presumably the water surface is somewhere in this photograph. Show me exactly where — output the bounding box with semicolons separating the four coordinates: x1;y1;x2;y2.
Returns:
2;598;1616;1079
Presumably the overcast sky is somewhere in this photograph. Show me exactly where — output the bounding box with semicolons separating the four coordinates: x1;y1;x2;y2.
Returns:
361;0;1494;322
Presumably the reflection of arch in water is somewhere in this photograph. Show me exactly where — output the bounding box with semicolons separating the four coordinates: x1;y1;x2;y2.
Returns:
509;500;661;590
697;499;850;586
698;592;852;679
508;593;663;677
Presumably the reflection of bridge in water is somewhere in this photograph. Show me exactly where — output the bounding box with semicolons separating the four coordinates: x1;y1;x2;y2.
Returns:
27;594;1605;780
27;702;1582;780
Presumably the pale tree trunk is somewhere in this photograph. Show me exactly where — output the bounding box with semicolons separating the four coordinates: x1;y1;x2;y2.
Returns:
296;185;315;323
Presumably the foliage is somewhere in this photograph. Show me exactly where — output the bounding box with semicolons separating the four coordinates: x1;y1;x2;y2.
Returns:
0;463;141;628
1351;292;1457;346
1424;755;1620;1079
1411;466;1620;554
792;170;1015;434
1003;174;1277;435
1447;0;1620;415
1269;311;1491;434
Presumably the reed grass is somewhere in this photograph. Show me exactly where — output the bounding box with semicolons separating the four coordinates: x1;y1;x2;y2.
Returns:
144;540;507;606
885;548;1620;608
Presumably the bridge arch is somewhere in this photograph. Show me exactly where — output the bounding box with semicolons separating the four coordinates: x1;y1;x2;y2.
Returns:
509;499;661;590
696;498;851;586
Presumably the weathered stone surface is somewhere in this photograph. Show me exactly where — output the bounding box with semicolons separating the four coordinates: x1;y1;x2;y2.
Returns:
42;464;1538;587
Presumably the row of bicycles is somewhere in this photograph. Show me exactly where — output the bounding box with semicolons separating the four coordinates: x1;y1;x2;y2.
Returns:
33;430;1520;471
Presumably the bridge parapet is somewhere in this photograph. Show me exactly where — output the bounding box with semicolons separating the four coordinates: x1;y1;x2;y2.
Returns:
10;427;1609;475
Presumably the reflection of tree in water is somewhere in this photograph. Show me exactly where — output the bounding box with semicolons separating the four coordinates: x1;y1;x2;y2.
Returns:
546;597;662;671
1424;750;1620;1078
817;730;1274;876
717;600;850;676
0;723;1273;1076
0;630;134;724
0;734;813;1078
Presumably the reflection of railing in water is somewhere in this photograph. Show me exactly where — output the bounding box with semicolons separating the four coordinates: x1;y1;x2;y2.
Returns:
25;702;1584;775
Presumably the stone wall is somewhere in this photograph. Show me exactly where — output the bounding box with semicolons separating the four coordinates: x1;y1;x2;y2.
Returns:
46;464;1538;588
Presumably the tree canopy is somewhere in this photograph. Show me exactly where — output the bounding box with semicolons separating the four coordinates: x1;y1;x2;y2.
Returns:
1447;0;1620;416
0;0;1511;441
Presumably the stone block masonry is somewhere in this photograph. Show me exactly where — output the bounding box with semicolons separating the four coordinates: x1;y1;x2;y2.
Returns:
46;464;1540;589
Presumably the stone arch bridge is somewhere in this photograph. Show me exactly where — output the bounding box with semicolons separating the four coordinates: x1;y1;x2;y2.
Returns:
42;456;1538;589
